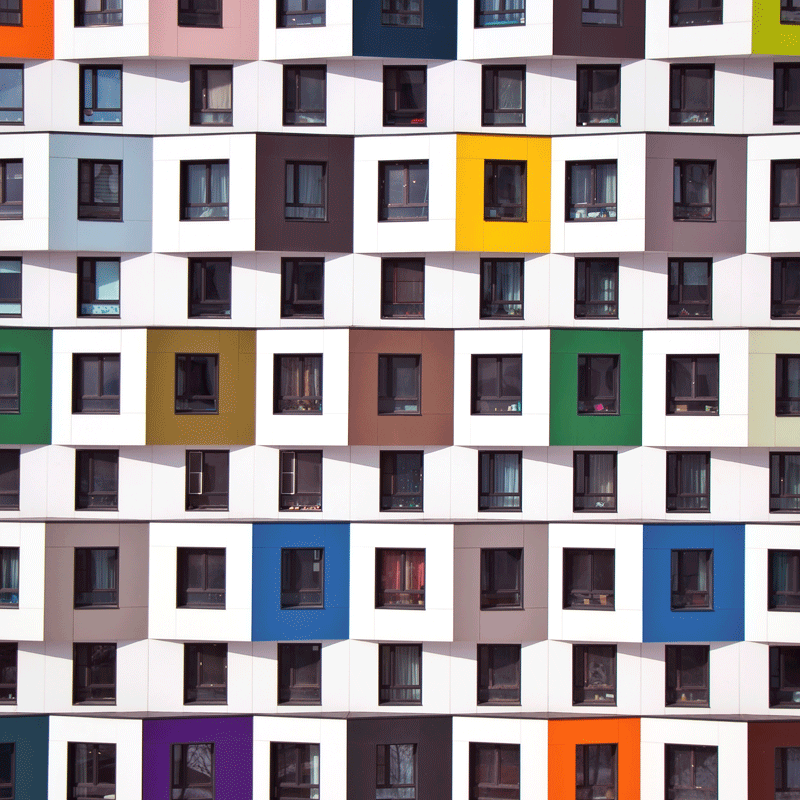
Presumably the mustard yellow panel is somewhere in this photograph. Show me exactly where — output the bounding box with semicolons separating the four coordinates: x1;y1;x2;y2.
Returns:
753;0;800;54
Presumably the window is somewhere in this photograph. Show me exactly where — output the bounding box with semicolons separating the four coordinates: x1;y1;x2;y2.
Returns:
582;0;621;25
667;355;719;415
574;451;617;512
770;549;800;609
280;450;322;511
674;160;715;221
285;161;326;220
188;258;231;318
380;451;423;511
186;450;229;511
0;0;20;25
475;0;523;25
566;160;617;220
278;643;321;705
482;65;524;127
378;355;420;415
777;748;800;800
670;0;722;26
180;160;229;220
376;744;416;799
670;65;714;126
477;644;521;705
76;0;122;26
171;743;214;800
774;161;800;220
282;258;323;318
68;742;116;800
379;644;421;704
0;453;19;511
80;66;121;125
771;452;800;513
382;258;424;318
0;160;22;219
184;642;227;704
283;65;325;126
576;744;617;798
381;0;421;26
480;548;522;609
272;743;320;800
175;354;218;414
575;258;617;319
573;644;616;706
74;548;118;608
73;354;120;414
783;0;800;23
281;548;324;608
177;548;225;608
178;0;221;26
666;745;718;800
563;548;614;609
668;258;711;319
472;355;522;414
0;645;15;703
774;64;800;125
376;549;425;607
481;259;523;319
190;65;232;126
478;451;522;511
78;258;120;317
470;743;520;800
665;645;709;707
78;159;121;221
277;0;325;26
772;646;800;707
383;67;426;127
773;257;800;318
577;354;619;415
778;355;800;416
576;65;620;126
0;258;20;316
0;549;17;608
75;450;118;510
0;744;11;799
274;355;322;414
671;549;713;609
0;355;19;413
667;452;710;512
73;642;116;704
0;66;22;124
379;161;429;221
484;160;525;221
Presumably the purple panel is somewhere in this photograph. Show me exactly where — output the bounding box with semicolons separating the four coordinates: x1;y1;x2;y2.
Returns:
142;716;253;800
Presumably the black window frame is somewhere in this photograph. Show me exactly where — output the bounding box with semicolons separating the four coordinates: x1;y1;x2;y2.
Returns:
576;64;621;127
576;743;618;798
776;747;800;797
772;257;800;318
68;742;116;800
581;0;621;25
283;64;326;127
671;548;714;610
0;452;19;511
482;65;525;127
74;547;118;608
665;644;710;707
79;65;122;126
189;64;233;127
72;642;116;705
171;743;215;799
469;742;520;799
476;643;521;705
0;548;17;607
777;355;800;416
475;0;524;26
669;0;722;26
281;547;324;609
180;159;229;221
183;642;227;705
770;452;800;513
178;0;222;27
72;353;120;414
78;159;121;221
285;161;327;221
0;742;12;799
378;643;422;705
574;257;618;319
783;0;800;23
471;354;522;415
577;354;620;415
273;354;322;414
0;354;19;414
383;66;426;127
771;645;800;707
176;547;226;609
773;160;800;221
188;257;231;319
174;353;218;415
281;258;324;319
668;258;712;319
480;547;523;610
378;160;429;221
769;549;800;609
573;643;617;706
381;0;422;26
670;64;714;126
375;548;426;608
277;0;325;27
378;354;421;415
566;159;617;221
484;160;526;221
77;257;120;318
480;258;523;319
271;742;320;800
277;642;321;705
666;451;711;513
0;644;15;704
185;450;229;511
0;257;21;317
665;744;718;800
478;451;522;511
673;160;716;221
0;160;22;220
573;451;617;512
0;65;23;125
279;450;322;511
563;548;615;610
376;744;417;799
75;0;122;26
381;257;424;319
774;63;800;125
75;449;119;511
666;354;719;415
0;0;21;26
379;450;423;511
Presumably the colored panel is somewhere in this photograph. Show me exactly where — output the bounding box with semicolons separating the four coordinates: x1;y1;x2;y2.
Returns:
145;329;255;445
0;0;53;59
642;524;745;643
455;134;551;254
748;722;800;800
0;716;48;800
252;523;349;641
552;0;644;58
753;0;800;55
549;329;642;446
0;328;51;445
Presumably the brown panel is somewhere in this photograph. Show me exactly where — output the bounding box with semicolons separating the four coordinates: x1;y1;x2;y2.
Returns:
749;722;800;800
553;0;645;58
43;546;73;642
348;329;454;446
255;135;354;253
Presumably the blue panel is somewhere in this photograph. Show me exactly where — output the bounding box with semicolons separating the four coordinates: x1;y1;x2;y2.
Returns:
0;716;49;800
642;524;745;643
352;0;457;60
252;523;350;641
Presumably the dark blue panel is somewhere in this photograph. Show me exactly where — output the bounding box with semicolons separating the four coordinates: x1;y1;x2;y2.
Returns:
0;716;49;800
642;524;745;643
252;523;349;641
352;0;457;60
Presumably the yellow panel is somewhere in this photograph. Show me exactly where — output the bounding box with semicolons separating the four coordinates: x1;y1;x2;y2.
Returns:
455;133;551;253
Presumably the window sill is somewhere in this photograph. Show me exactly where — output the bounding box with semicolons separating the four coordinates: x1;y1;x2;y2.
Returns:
563;605;615;611
477;699;521;706
73;700;116;706
277;699;322;706
74;605;119;610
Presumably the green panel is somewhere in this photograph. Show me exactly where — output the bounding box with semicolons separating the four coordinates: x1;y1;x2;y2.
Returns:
549;329;642;446
0;329;52;445
0;715;49;800
753;0;800;55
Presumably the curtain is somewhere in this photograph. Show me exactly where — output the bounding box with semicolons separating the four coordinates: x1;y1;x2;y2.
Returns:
298;164;324;217
93;163;119;205
394;647;420;700
0;550;17;603
787;749;800;790
597;162;616;204
188;164;208;205
588;262;616;302
382;550;403;592
679;453;708;509
495;260;522;303
571;164;592;205
588;454;614;497
90;549;116;592
497;70;523;110
684;69;712;111
493;453;520;506
206;69;232;111
209;163;229;204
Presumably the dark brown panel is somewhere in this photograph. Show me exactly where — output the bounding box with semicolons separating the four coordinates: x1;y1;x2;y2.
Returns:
552;0;644;58
348;329;454;446
749;722;800;800
255;134;354;253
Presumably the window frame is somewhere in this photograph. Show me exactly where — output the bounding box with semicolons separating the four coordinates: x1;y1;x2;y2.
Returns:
379;450;423;512
478;450;522;511
281;258;324;319
770;452;800;513
577;354;620;416
376;744;417;799
771;644;800;707
665;644;710;707
669;64;714;126
573;644;617;706
0;742;12;800
773;256;800;318
68;742;116;800
0;0;21;26
279;450;322;511
381;258;424;319
375;548;426;608
75;0;122;26
0;354;19;414
777;355;800;416
77;159;121;221
174;353;218;415
471;354;522;415
776;747;800;796
576;64;621;127
773;160;800;221
671;548;714;610
668;258;712;319
277;0;325;27
176;547;226;609
271;742;320;800
482;65;525;127
476;643;521;705
77;257;120;318
189;65;233;127
474;0;524;26
185;449;229;511
75;449;119;511
381;0;422;26
783;0;800;23
563;548;615;610
0;548;17;608
277;642;321;705
581;0;621;25
171;743;215;799
480;258;523;319
769;549;800;609
283;64;326;127
378;160;429;222
673;160;716;221
188;257;231;319
576;743;618;798
0;257;21;317
383;66;426;127
79;65;122;126
573;451;618;512
665;744;718;800
74;547;118;609
666;451;711;513
0;644;15;704
0;65;23;125
273;354;323;414
378;643;422;705
669;0;722;26
285;161;327;221
180;159;229;221
666;354;719;415
0;452;19;511
378;354;421;416
774;63;800;125
484;159;526;221
72;642;116;705
565;159;617;221
574;257;618;319
469;742;520;799
72;353;120;414
480;547;523;610
0;160;22;220
281;547;324;609
183;642;227;705
178;0;222;28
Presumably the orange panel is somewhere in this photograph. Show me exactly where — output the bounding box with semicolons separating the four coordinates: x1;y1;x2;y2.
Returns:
0;0;53;59
549;718;640;800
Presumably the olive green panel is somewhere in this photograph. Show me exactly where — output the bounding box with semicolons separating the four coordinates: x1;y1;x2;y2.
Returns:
753;0;800;55
0;328;52;445
146;329;256;445
549;329;642;446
